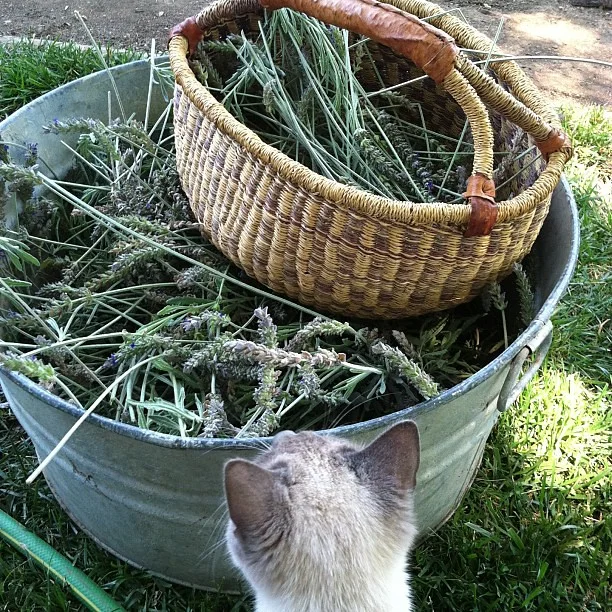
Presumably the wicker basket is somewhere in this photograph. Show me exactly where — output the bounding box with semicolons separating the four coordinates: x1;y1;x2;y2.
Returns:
168;0;572;319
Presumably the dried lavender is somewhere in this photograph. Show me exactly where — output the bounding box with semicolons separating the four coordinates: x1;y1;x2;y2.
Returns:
198;393;238;438
179;311;231;335
214;360;262;382
223;340;346;369
493;128;526;185
255;306;277;348
249;366;281;434
182;337;233;375
175;266;216;290
391;330;420;361
188;56;217;89
33;335;98;384
375;111;416;163
192;10;481;205
0;81;529;439
488;282;509;348
296;363;322;399
354;128;401;191
286;317;354;351
513;263;535;327
489;283;508;312
371;341;440;400
481;284;493;314
244;406;280;437
0;353;55;383
0;162;42;187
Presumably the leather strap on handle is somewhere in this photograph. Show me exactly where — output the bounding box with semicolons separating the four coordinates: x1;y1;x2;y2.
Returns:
536;127;572;159
260;0;459;83
463;173;497;237
169;17;205;55
169;1;458;83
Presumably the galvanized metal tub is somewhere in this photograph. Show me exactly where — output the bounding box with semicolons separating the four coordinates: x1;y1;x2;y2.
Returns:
0;60;580;592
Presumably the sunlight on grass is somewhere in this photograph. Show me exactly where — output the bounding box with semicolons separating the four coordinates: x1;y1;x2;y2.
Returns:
513;367;610;489
413;367;611;610
561;104;612;206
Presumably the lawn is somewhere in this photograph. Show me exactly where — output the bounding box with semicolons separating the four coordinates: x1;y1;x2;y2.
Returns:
0;40;610;611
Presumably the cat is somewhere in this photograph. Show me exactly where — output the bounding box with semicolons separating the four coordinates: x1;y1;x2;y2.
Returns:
224;420;420;612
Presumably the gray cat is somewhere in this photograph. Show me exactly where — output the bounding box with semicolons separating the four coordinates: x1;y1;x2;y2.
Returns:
224;421;420;611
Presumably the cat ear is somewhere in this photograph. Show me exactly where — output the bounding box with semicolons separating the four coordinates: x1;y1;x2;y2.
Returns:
353;421;420;491
224;459;276;535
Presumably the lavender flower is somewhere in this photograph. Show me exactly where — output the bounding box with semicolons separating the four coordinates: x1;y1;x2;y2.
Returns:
371;341;439;400
198;394;238;438
297;364;321;399
24;143;38;167
246;407;280;437
180;311;231;334
286;317;354;351
513;263;535;327
103;353;119;369
224;340;346;368
255;306;277;348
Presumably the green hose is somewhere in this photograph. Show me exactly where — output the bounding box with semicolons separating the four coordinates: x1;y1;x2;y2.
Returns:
0;508;126;612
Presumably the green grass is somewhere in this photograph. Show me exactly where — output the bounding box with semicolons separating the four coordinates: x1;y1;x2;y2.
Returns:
1;40;611;610
0;40;141;120
413;370;611;610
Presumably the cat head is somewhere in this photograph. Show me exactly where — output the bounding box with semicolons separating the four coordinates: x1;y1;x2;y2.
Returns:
224;421;420;606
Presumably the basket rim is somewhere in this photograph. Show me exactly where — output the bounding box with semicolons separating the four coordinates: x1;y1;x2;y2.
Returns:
169;0;568;228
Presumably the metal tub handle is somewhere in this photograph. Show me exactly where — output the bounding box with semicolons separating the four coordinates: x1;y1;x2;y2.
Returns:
497;320;553;413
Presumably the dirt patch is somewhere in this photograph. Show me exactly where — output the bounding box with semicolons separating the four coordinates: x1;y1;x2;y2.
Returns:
0;0;610;106
452;0;612;106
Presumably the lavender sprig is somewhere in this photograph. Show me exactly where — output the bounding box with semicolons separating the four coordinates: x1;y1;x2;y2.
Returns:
513;263;535;327
255;306;277;348
371;341;439;400
286;317;354;351
223;340;346;368
198;393;238;438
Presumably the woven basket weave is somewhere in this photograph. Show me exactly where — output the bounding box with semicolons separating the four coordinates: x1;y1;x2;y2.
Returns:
168;0;572;319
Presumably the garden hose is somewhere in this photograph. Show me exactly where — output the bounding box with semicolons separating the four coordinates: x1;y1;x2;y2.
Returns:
0;508;126;612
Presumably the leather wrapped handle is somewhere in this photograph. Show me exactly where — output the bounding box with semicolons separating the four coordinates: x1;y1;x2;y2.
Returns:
259;0;459;83
462;173;497;236
169;17;204;56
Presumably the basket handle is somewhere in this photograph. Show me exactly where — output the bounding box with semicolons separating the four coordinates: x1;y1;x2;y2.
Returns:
261;0;459;83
